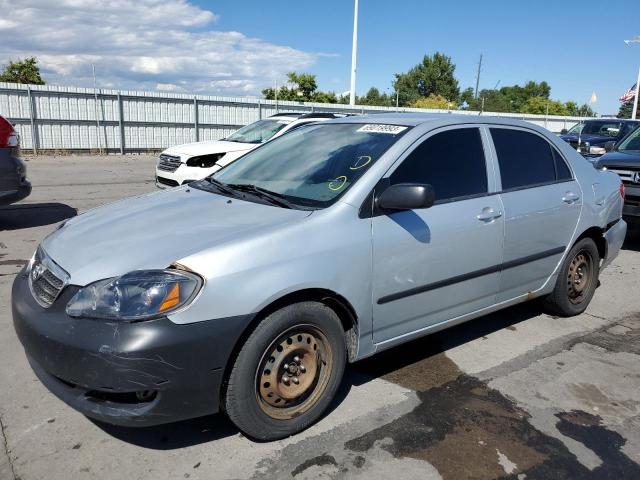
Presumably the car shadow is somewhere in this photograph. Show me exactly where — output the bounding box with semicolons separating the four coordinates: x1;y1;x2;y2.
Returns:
0;203;77;231
94;301;543;449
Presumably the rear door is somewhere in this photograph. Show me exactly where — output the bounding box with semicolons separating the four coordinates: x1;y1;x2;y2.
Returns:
488;127;582;302
371;126;504;344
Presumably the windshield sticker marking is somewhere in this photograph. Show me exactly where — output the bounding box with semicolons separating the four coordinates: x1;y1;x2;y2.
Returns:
357;124;408;135
328;176;348;191
350;155;372;170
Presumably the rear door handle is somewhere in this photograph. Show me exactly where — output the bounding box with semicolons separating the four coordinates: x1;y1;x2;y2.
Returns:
476;207;503;222
562;192;580;204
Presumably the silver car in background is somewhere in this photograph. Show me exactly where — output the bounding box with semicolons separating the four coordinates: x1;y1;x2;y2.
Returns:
12;114;626;440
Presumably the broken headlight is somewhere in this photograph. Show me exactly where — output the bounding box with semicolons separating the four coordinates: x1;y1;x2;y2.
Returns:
66;270;203;321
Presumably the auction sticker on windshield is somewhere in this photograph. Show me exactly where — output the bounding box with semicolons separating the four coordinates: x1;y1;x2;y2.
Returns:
357;124;408;135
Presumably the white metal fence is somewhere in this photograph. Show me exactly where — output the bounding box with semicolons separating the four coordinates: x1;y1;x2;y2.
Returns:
0;82;590;154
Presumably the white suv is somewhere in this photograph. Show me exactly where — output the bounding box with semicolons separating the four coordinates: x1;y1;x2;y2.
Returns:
156;113;347;188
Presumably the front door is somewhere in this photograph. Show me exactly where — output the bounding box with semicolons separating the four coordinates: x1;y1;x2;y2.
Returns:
371;127;504;345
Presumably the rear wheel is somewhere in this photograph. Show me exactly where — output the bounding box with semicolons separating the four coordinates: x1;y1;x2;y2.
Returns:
224;302;346;440
543;238;600;316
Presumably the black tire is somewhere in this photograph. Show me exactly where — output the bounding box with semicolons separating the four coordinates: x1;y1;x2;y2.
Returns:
543;238;600;316
224;301;346;441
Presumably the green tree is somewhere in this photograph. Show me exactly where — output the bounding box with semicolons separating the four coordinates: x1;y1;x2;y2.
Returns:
0;57;45;84
393;52;460;106
564;101;595;117
467;89;511;112
459;87;475;108
357;87;393;107
618;100;634;119
411;94;455;110
520;97;569;115
262;72;338;103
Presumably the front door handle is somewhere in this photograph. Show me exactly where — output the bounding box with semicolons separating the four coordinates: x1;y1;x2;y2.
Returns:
562;192;580;204
476;207;503;222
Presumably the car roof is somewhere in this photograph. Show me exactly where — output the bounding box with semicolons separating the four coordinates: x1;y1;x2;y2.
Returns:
321;112;543;129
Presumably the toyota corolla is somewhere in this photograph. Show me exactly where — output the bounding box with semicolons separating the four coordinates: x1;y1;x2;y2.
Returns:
12;114;626;440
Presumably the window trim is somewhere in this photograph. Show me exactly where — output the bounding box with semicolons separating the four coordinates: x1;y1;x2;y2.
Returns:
487;125;575;192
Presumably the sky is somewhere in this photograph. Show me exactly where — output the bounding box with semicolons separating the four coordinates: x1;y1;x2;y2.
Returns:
1;0;639;115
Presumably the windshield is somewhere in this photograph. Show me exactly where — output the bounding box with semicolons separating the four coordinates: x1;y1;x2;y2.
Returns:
225;119;290;144
617;127;640;153
567;121;622;137
205;123;409;208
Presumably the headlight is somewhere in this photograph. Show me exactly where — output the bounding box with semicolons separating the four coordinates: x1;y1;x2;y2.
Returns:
589;146;606;155
66;269;203;321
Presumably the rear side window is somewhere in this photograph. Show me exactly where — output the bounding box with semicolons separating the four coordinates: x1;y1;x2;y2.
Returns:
490;128;557;190
552;148;572;180
390;128;488;202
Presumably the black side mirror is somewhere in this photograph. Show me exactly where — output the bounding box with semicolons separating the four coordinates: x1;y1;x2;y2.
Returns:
604;141;616;152
560;128;568;135
377;183;435;211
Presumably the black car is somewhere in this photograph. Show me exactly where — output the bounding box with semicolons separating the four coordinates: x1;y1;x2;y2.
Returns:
0;115;31;205
596;125;640;223
560;119;640;159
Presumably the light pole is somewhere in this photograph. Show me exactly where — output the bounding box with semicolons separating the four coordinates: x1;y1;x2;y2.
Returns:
624;35;640;119
349;0;359;106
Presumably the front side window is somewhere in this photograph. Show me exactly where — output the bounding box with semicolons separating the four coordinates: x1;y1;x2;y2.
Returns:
208;123;409;208
617;126;640;153
389;128;488;203
225;119;291;144
491;128;557;190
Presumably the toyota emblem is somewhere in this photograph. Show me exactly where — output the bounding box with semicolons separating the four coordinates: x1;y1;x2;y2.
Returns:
31;263;45;282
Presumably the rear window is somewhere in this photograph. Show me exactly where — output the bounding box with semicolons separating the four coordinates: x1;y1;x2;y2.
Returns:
490;128;557;190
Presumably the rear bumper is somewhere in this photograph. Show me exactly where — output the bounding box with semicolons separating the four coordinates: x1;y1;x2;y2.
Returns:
12;269;253;427
0;180;31;205
602;219;627;269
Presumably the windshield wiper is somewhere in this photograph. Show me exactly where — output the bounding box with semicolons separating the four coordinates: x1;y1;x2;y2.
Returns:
225;183;296;209
206;177;235;196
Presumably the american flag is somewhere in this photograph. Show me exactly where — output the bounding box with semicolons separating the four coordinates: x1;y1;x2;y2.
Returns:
620;83;637;103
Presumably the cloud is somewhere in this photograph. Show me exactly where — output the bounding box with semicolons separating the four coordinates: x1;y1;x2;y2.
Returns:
0;0;316;95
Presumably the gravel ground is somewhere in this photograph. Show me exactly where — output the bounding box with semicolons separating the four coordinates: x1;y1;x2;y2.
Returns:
1;154;639;480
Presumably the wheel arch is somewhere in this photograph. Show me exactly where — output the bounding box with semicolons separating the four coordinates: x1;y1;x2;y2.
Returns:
574;226;606;260
219;288;359;410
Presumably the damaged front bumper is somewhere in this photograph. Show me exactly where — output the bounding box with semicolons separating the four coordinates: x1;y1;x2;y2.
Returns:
11;269;253;427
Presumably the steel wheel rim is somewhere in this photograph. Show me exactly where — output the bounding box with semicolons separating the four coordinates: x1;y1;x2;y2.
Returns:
255;325;333;420
567;250;593;305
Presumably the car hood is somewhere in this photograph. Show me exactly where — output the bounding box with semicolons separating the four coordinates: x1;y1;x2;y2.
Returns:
560;134;614;145
164;140;255;159
42;187;312;286
596;150;640;168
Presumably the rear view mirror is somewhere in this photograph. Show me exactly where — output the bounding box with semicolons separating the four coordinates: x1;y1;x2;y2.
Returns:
561;129;568;135
377;183;435;211
604;141;615;152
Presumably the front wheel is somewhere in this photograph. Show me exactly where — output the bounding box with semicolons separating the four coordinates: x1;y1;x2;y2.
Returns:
224;302;346;440
543;238;600;316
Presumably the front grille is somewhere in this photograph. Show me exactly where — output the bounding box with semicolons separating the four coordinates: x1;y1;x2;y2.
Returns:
608;168;640;185
28;247;69;308
156;176;180;187
626;195;640;207
157;154;182;172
